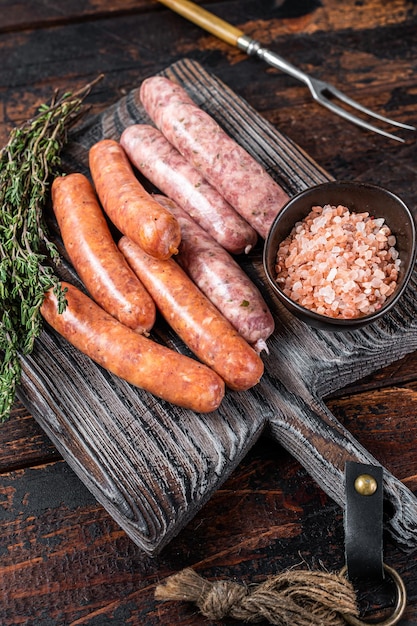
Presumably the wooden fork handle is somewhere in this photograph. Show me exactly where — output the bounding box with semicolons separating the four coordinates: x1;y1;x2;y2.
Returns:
156;0;244;47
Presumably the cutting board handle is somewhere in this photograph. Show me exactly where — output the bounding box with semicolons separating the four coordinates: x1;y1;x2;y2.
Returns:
266;389;417;551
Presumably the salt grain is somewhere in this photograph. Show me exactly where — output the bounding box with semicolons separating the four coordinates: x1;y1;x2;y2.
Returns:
326;267;337;282
275;203;401;319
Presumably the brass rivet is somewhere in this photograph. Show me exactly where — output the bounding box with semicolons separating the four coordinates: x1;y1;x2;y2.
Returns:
354;473;378;496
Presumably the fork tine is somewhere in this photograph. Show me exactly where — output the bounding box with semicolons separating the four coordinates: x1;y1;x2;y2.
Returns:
237;37;415;140
325;84;416;131
318;94;408;143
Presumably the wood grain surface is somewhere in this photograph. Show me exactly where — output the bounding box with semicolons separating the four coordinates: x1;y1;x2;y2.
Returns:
1;1;417;624
17;56;417;557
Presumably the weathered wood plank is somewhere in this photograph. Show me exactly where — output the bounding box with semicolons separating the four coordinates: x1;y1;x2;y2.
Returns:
2;0;413;34
0;0;156;34
6;347;417;474
15;58;417;556
327;350;417;397
1;1;417;623
0;402;60;472
1;0;416;159
1;435;416;624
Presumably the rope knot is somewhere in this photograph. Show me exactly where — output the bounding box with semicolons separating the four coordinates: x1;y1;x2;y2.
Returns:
199;579;249;620
155;566;360;625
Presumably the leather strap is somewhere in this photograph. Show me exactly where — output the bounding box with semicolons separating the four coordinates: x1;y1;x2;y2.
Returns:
344;461;384;583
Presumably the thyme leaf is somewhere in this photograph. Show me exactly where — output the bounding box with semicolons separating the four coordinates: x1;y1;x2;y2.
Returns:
0;75;103;422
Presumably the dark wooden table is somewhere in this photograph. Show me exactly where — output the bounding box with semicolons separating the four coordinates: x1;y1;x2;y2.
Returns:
1;1;417;624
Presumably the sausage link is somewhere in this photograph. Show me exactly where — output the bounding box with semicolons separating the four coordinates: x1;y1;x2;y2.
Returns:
118;236;264;391
89;139;181;260
120;124;257;255
155;195;275;352
139;76;289;239
41;282;225;413
52;173;156;334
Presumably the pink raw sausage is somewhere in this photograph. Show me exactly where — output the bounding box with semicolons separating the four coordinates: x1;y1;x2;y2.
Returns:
139;75;289;239
154;195;275;353
120;124;257;254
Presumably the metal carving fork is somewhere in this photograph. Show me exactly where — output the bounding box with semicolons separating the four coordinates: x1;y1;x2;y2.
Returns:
157;0;415;142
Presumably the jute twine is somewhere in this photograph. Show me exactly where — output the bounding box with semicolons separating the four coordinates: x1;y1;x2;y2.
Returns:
155;567;360;625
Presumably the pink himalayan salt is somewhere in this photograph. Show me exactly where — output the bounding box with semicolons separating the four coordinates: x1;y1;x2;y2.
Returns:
274;203;401;319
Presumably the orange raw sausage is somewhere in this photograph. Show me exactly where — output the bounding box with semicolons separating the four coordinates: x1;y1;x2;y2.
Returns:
89;139;181;260
41;282;225;413
118;237;264;392
52;173;156;334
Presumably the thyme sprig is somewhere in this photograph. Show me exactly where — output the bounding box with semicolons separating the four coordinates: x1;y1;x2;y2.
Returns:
0;75;103;422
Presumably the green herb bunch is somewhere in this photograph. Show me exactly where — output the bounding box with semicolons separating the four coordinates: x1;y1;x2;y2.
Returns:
0;77;102;422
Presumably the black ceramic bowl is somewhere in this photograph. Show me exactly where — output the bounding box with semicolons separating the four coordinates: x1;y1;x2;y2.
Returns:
263;181;416;331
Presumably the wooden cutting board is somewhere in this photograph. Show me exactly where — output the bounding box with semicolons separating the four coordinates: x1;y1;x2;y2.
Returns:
17;58;417;556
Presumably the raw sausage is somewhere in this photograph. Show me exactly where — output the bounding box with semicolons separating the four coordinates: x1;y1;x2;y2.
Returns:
52;173;156;334
120;124;257;254
41;282;225;413
118;236;264;391
139;75;289;239
119;235;264;391
154;195;275;352
89;139;181;260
